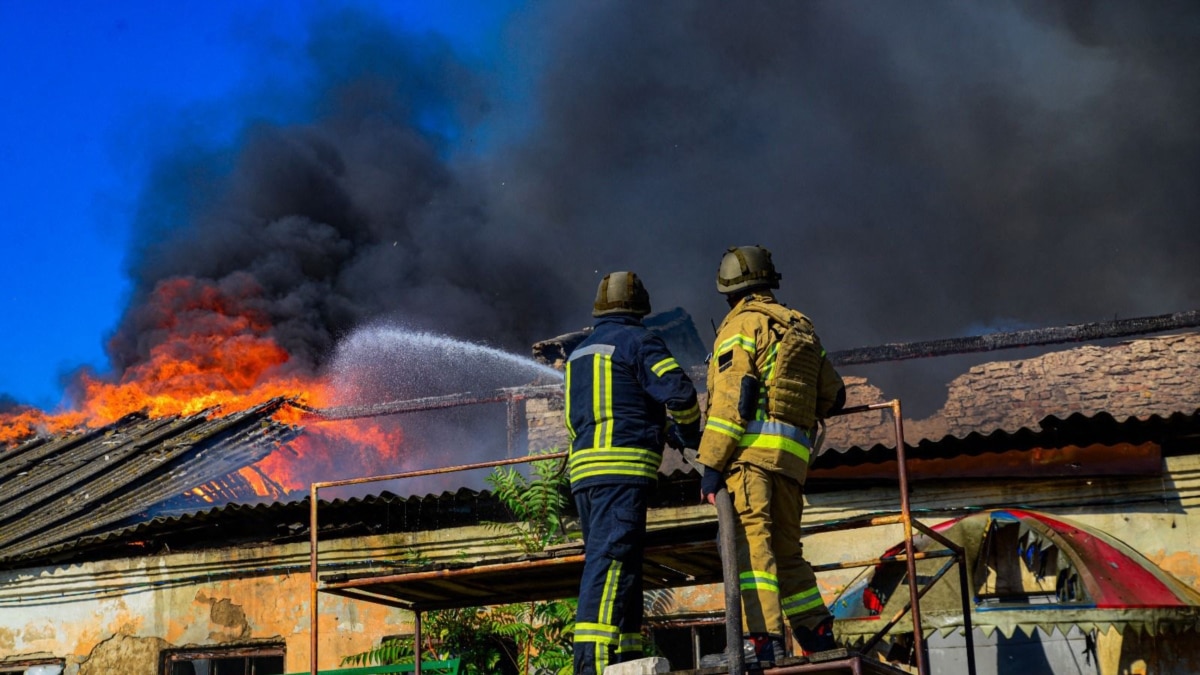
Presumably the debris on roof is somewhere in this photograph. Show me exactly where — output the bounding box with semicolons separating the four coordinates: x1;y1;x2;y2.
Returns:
0;399;298;564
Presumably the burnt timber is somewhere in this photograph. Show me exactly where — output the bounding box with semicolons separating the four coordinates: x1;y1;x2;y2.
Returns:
829;309;1200;365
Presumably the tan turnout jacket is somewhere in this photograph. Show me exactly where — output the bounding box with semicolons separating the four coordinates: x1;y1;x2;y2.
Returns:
697;292;844;483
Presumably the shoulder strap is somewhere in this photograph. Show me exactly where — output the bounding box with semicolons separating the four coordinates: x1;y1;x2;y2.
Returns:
739;299;804;328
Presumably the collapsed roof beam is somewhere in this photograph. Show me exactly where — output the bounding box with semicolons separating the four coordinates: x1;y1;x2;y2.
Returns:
830;310;1200;366
292;384;563;421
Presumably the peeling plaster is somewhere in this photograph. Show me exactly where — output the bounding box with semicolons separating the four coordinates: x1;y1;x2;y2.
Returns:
22;619;57;641
77;633;169;675
196;591;251;640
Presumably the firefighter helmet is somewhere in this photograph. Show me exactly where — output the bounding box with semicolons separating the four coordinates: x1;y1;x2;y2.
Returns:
716;245;781;294
593;271;651;317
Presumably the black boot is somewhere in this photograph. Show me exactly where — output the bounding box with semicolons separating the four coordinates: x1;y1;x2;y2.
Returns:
794;617;836;655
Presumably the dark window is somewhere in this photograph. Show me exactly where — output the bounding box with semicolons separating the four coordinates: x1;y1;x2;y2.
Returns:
161;645;285;675
974;519;1086;606
649;620;726;670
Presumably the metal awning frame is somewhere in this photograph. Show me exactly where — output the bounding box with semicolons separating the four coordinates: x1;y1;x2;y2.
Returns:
306;398;978;675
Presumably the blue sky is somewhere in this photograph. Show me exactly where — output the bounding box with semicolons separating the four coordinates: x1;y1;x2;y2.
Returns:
0;1;514;409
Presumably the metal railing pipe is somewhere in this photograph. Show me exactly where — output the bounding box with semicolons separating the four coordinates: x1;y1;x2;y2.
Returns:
308;452;567;675
890;399;928;675
715;486;744;675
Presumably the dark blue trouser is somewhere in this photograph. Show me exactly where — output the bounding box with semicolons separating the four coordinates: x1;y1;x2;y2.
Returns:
573;483;649;675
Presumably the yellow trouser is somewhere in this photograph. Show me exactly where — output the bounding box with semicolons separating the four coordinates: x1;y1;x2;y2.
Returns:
727;461;830;636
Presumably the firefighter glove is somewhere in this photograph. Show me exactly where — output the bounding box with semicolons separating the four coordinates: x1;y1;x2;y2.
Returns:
700;466;724;501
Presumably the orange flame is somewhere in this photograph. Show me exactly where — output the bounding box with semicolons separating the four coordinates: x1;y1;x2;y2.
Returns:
0;275;405;499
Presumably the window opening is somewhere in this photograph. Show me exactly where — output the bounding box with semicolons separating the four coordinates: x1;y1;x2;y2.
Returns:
0;660;65;675
161;645;285;675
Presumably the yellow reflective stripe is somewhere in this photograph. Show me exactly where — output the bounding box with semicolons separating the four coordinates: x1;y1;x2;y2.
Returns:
782;587;826;617
574;621;619;643
592;353;613;447
670;402;700;425
617;633;642;653
570;447;661;464
763;342;779;383
575;622;619;638
564;361;576;442
599;560;622;624
571;466;658;482
738;433;811;463
739;569;780;593
569;447;662;483
591;354;602;447
717;333;756;356
704;416;745;440
602;355;613;444
650;356;680;377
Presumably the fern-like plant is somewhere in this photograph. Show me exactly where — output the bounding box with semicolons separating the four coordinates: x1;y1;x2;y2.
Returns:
484;448;572;553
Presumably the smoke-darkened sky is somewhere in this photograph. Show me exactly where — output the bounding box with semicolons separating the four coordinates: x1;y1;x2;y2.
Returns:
3;0;1198;410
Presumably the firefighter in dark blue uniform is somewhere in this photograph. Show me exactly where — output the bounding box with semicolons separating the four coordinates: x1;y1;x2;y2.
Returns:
566;271;700;675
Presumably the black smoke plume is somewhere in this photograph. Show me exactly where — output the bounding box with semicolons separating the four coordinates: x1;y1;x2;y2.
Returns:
111;2;1199;410
110;9;575;378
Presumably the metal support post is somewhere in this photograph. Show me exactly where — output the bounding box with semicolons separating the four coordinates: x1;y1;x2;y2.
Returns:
309;483;319;675
891;399;928;675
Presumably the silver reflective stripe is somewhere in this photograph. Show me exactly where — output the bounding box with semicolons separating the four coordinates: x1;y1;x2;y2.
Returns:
744;420;811;445
569;343;617;361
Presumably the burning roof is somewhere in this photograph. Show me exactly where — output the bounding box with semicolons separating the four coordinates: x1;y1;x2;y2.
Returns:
0;400;299;564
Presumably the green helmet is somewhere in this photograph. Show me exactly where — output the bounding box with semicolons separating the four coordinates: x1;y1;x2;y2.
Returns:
593;271;651;317
716;245;781;294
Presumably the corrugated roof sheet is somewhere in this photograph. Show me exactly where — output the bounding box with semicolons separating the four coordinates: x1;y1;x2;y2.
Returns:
814;407;1200;468
2;487;513;568
0;399;298;564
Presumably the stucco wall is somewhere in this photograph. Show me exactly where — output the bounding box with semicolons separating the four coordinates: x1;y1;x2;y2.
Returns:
0;523;521;674
3;450;1199;672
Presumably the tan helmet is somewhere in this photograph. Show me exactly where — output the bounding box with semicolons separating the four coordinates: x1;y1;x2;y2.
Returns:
716;245;781;294
593;271;651;317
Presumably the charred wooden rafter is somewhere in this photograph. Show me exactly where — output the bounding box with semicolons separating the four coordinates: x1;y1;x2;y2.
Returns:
830;310;1200;366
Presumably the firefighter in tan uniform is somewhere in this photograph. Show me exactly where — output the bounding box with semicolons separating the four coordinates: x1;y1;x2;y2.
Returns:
697;245;845;669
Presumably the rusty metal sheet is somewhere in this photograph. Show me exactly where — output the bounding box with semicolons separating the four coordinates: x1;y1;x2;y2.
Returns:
814;408;1200;462
810;442;1162;482
320;523;722;612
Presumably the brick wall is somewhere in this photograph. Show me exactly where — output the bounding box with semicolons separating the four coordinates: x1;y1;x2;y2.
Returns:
526;396;568;452
823;331;1200;450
